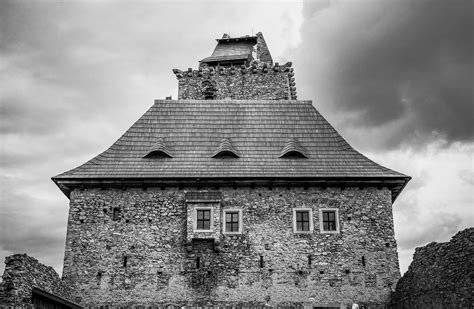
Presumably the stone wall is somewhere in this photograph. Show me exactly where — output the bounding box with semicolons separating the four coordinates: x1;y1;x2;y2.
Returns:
0;254;72;305
173;62;296;100
255;32;273;64
391;228;473;308
62;186;400;307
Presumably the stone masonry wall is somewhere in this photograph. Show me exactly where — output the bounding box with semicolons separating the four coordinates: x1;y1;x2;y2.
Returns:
173;62;296;100
255;32;273;64
0;254;73;305
62;186;399;308
391;228;473;308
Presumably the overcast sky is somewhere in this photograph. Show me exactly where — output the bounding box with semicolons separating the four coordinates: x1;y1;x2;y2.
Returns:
1;0;472;277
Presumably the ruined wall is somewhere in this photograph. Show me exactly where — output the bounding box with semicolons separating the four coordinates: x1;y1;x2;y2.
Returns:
62;186;399;308
391;228;473;308
0;254;73;305
255;32;273;64
173;62;296;100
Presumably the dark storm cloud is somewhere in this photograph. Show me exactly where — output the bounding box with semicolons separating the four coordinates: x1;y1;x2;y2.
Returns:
294;0;473;149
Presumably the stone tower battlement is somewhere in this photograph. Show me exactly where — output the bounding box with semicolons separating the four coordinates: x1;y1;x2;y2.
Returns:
173;32;296;100
173;62;297;100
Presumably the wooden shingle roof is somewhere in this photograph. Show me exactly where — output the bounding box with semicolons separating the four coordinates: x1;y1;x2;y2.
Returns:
53;100;409;200
200;54;250;64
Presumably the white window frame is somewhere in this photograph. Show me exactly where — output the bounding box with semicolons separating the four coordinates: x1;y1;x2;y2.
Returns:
319;208;340;234
193;207;214;232
222;209;243;235
292;208;314;234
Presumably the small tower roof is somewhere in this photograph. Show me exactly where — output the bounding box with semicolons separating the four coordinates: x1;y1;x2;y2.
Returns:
200;32;273;66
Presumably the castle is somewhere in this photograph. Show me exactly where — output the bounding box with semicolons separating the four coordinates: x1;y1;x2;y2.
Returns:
1;32;410;307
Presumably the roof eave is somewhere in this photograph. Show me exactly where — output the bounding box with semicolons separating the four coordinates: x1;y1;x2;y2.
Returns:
52;175;410;202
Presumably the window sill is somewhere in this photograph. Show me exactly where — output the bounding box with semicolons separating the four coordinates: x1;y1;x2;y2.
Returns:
320;230;340;234
294;230;313;234
193;229;214;233
223;231;243;235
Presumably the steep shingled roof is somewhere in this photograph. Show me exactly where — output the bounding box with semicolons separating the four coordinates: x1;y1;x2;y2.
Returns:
53;100;409;199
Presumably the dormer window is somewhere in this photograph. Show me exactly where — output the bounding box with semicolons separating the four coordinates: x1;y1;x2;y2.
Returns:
143;137;172;158
212;138;240;158
279;138;308;158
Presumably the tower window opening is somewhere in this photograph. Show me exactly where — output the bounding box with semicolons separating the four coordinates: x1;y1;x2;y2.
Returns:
202;80;217;100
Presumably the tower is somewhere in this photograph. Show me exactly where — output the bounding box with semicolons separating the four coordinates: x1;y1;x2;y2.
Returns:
53;32;410;307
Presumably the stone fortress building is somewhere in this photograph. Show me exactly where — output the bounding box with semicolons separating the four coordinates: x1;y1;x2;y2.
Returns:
1;32;411;307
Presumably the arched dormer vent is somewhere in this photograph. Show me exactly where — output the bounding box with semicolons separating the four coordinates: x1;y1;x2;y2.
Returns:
143;137;173;158
212;138;240;158
279;138;308;158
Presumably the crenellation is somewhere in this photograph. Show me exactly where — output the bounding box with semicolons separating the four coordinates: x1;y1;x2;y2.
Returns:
173;62;293;78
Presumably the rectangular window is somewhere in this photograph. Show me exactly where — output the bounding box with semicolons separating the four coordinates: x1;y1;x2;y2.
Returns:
322;211;336;231
319;208;340;233
196;209;211;230
223;209;243;234
225;212;239;232
296;211;310;231
292;208;313;234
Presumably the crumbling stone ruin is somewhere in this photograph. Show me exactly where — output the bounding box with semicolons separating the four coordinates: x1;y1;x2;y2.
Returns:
1;32;411;307
391;228;473;308
0;254;79;307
